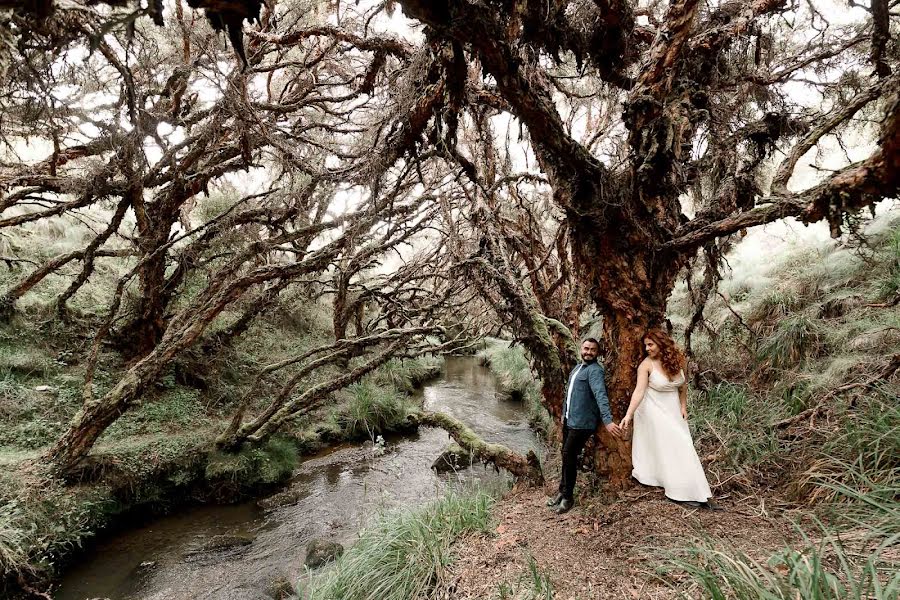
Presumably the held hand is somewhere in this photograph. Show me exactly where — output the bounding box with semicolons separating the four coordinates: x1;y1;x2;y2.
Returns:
620;415;632;431
604;422;623;439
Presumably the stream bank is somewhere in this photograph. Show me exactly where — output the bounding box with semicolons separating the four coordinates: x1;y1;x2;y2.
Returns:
0;360;441;599
52;356;539;599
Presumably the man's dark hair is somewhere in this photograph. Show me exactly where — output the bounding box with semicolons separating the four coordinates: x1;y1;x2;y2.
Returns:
582;337;600;347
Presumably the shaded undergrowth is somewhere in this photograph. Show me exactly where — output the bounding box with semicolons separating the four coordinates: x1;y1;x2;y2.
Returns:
0;292;441;592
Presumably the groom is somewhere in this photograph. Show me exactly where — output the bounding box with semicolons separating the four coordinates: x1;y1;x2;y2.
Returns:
547;338;622;514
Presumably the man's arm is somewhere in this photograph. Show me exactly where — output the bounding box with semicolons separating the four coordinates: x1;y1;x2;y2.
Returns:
588;365;614;425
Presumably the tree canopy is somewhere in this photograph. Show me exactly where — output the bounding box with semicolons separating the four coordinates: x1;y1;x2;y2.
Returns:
1;0;898;477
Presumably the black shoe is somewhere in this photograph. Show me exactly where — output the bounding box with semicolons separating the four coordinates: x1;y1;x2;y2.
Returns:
701;500;724;511
554;498;574;514
546;493;564;507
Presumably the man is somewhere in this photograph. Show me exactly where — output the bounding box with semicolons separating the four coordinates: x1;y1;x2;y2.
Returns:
547;337;622;514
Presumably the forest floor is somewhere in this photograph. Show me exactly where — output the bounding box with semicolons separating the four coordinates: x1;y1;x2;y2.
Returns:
448;475;800;600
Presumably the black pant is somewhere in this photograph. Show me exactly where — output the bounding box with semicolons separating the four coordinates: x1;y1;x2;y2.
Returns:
558;422;593;501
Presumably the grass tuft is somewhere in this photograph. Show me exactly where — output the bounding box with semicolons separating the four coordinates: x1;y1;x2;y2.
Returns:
478;340;553;437
662;469;900;600
756;313;826;369
304;487;495;600
331;380;417;438
877;225;900;301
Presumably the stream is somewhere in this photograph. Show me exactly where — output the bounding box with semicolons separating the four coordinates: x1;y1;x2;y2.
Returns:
55;356;540;600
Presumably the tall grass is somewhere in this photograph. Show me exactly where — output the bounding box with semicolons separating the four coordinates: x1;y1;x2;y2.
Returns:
0;502;28;577
304;487;495;600
756;313;826;369
800;389;899;501
479;341;535;398
372;357;441;393
689;383;785;477
664;470;900;600
877;226;900;300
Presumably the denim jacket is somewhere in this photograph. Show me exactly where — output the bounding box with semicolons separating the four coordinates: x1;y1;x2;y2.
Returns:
562;360;613;430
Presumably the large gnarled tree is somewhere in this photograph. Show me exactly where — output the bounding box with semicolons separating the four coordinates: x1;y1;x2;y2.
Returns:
4;0;899;482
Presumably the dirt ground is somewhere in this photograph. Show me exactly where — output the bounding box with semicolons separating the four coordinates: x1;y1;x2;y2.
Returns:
445;477;799;600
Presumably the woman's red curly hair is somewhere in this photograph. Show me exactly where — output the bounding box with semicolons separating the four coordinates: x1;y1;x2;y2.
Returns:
643;328;686;379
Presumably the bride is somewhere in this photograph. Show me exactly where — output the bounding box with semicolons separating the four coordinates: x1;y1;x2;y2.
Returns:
620;329;713;505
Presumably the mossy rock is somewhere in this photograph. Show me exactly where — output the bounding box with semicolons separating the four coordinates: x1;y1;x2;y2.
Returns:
265;573;296;599
193;534;254;554
431;443;474;473
258;488;303;510
305;538;344;568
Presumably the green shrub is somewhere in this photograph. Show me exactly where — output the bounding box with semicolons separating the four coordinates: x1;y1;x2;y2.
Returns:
305;487;495;600
205;436;298;485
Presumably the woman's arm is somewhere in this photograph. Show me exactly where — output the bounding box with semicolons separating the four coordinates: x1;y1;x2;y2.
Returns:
620;361;650;430
678;371;688;419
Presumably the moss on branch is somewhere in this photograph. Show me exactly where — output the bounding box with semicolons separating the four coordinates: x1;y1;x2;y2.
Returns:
416;411;543;485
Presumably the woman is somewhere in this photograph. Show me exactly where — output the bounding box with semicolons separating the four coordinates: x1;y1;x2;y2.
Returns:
620;329;713;505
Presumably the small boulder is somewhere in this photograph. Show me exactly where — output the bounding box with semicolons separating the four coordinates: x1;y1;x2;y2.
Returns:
258;489;303;510
33;385;54;393
305;538;344;568
431;443;473;473
195;534;254;553
265;574;296;599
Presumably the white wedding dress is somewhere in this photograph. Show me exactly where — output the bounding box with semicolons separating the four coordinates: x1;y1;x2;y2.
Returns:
631;368;713;502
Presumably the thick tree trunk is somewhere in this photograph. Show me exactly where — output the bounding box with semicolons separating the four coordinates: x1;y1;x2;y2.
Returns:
594;313;652;486
121;246;171;359
571;222;681;486
45;359;168;473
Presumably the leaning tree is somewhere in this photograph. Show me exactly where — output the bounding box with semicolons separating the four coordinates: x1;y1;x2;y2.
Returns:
4;0;899;482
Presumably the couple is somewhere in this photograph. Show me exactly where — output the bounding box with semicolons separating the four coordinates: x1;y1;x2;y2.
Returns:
546;330;712;514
